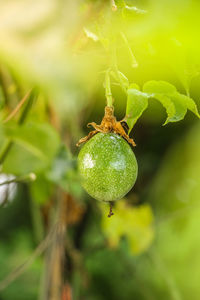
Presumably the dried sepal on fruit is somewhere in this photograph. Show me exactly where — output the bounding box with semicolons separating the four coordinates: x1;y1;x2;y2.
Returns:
76;106;136;147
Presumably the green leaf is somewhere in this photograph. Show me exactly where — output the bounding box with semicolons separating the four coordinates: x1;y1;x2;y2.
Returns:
2;144;47;175
126;88;148;133
143;80;177;94
101;201;154;255
178;93;200;118
2;122;60;175
143;80;200;125
4;122;60;161
126;80;199;132
150;94;175;124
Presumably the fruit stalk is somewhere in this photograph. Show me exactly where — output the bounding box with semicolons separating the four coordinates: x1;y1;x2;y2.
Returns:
105;70;113;107
108;202;114;217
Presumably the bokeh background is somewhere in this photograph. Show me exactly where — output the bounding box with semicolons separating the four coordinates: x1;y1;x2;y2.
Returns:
0;0;200;299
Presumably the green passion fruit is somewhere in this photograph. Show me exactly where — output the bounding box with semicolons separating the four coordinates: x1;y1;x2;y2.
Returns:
78;133;138;202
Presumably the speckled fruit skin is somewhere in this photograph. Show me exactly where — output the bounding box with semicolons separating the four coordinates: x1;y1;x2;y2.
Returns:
78;133;138;202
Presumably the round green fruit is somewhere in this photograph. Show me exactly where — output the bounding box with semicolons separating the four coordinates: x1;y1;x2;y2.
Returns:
78;133;138;202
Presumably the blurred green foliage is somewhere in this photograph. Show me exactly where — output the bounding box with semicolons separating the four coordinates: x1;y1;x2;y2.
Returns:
101;201;154;254
0;0;200;299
